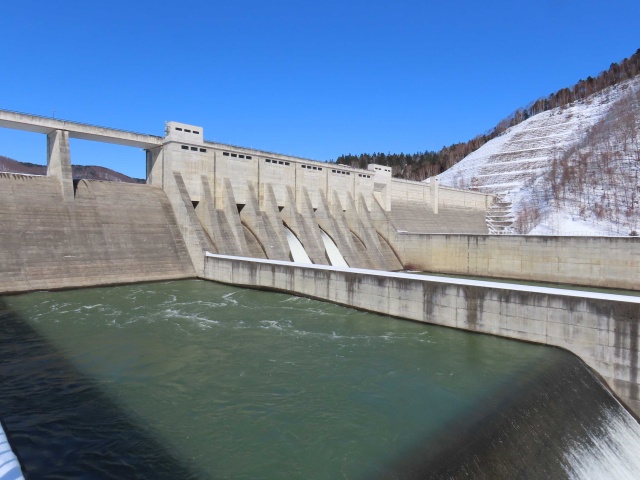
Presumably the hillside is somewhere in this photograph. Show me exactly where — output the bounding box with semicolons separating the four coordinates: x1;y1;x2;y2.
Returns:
438;77;640;236
0;156;144;184
334;49;640;182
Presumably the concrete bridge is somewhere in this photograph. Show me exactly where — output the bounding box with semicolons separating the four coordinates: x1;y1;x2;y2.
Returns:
0;109;162;147
0;110;639;416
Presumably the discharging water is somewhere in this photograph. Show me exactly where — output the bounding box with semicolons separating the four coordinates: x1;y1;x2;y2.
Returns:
1;280;639;479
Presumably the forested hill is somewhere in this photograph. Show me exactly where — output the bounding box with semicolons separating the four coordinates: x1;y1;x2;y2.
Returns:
333;49;640;181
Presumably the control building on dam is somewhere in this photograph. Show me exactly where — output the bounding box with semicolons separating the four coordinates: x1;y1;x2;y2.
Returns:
1;109;640;417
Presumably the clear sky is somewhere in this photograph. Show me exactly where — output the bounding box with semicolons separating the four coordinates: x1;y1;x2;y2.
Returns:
0;0;638;179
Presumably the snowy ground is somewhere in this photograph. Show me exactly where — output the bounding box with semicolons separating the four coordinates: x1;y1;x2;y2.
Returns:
528;211;622;236
437;77;640;236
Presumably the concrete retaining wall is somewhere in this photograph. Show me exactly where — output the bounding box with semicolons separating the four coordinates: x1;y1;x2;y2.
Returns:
390;179;491;210
203;254;640;416
0;174;195;293
394;234;640;291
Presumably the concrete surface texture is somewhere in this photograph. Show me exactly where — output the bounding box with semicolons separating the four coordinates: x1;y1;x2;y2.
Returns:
390;203;489;234
0;174;195;293
394;234;640;291
203;253;640;417
46;130;74;202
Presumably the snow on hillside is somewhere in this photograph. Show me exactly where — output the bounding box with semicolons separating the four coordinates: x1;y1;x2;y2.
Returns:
438;77;640;236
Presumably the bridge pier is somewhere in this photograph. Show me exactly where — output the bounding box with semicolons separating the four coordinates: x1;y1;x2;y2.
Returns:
46;130;74;201
145;147;164;187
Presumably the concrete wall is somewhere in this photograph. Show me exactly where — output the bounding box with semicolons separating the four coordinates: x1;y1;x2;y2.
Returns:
394;234;640;291
150;128;409;270
388;203;490;235
294;163;327;210
438;185;492;209
259;156;296;207
390;178;432;205
155;122;493;217
390;179;492;211
0;174;195;293
203;254;640;416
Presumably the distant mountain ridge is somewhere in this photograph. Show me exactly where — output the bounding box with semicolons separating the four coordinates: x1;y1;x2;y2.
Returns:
0;156;144;184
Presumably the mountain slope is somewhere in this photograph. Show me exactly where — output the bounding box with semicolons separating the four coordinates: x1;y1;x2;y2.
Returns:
438;77;640;235
0;156;144;184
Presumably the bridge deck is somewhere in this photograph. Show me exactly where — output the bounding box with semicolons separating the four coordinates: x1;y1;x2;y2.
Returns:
0;109;162;149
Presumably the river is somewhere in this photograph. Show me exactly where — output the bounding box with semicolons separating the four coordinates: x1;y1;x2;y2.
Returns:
1;279;639;479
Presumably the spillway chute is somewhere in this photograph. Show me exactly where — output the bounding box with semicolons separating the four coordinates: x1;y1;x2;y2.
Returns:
320;230;348;267
284;226;313;264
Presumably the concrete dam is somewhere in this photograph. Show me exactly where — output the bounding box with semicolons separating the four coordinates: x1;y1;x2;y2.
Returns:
1;108;639;421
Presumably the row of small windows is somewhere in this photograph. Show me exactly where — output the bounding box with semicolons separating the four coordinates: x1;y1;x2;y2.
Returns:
176;145;371;178
373;166;391;173
222;151;252;159
175;127;200;135
181;145;207;153
266;159;290;166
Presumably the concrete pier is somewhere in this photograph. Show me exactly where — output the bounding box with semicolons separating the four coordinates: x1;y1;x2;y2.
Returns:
46;130;73;201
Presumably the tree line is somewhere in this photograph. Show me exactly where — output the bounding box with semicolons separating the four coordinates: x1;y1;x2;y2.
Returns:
333;48;640;181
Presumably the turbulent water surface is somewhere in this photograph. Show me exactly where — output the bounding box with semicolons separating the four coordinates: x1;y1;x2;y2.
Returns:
1;280;639;479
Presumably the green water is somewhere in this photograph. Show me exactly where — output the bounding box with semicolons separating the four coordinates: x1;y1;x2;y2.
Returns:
1;279;618;479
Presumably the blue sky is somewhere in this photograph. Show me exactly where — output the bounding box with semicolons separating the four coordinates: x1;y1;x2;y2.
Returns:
0;0;638;178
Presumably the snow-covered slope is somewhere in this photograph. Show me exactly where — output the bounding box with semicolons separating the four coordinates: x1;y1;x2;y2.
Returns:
438;77;640;235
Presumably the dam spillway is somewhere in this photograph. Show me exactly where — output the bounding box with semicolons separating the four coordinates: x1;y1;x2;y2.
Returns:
2;280;640;479
1;109;640;476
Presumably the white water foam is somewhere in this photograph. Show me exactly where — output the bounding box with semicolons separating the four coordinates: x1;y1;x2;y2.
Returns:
284;227;313;264
222;292;238;306
81;304;103;310
163;308;219;328
564;406;640;479
320;230;348;267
